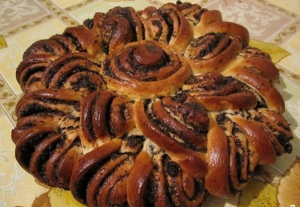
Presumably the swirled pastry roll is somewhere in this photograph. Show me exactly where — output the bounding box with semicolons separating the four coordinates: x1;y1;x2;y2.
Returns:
101;6;144;54
12;2;293;207
206;109;292;198
184;33;242;74
16;54;58;93
12;89;84;188
79;90;135;152
41;53;105;93
102;40;191;99
182;73;258;111
140;3;193;53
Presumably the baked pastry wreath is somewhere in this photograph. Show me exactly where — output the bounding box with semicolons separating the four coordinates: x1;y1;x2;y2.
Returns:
12;2;293;207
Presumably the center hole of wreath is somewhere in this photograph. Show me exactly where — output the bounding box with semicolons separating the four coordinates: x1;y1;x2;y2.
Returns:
132;44;166;70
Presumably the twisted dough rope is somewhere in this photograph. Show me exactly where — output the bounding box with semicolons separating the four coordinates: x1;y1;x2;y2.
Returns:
12;2;293;207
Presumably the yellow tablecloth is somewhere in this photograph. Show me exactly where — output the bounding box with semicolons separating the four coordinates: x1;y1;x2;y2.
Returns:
0;0;299;206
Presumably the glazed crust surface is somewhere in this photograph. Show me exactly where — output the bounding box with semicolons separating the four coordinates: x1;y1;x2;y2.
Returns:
12;2;293;207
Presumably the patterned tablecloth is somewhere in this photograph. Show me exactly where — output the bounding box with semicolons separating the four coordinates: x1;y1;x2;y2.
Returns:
1;0;300;206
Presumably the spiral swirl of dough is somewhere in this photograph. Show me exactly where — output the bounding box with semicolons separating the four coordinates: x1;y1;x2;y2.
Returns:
184;33;242;74
12;2;294;207
206;109;292;198
41;53;105;93
182;72;258;111
102;40;191;99
70;92;209;207
12;89;84;188
101;6;144;54
140;3;193;53
79;90;135;152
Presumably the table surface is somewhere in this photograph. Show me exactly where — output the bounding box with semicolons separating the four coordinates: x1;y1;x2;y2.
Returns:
0;0;300;206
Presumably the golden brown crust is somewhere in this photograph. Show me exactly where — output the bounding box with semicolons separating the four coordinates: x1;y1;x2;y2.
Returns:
45;142;81;188
16;54;57;92
134;100;208;178
41;53;104;93
15;89;84;119
233;55;280;82
183;73;258;111
127;151;153;207
100;6;144;55
11;114;61;144
230;116;277;165
63;26;102;55
197;10;222;25
23;39;66;59
222;65;285;113
184;33;242;74
79;90;115;147
205;114;232;198
12;2;293;207
102;40;191;99
79;90;135;153
252;108;293;155
140;4;193;53
70;138;122;204
13;88;84;188
194;20;250;46
177;2;205;24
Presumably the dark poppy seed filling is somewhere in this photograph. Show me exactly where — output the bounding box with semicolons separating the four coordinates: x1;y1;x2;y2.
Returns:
35;97;78;106
115;7;138;41
103;59;117;79
100;7;142;55
158;10;175;43
50;35;72;53
72;154;121;204
12;2;293;207
30;134;62;184
152;20;163;38
18;132;54;168
104;40;188;95
123;135;145;148
193;8;208;23
187;33;231;60
21;66;45;85
41;43;55;54
83;18;94;30
101;39;110;55
81;93;98;141
23;39;65;59
63;32;85;52
70;74;99;92
44;56;87;87
165;161;180;177
20;103;59;118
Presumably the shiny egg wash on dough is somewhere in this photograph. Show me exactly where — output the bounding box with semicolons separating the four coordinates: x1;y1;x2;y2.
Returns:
12;2;293;207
